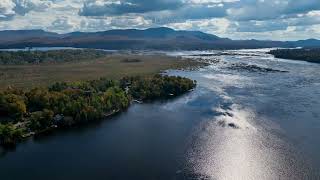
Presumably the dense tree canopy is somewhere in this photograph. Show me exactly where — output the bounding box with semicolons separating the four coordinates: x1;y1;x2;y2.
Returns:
120;75;196;101
0;91;27;120
0;75;196;146
0;49;109;65
0;123;23;146
269;48;320;63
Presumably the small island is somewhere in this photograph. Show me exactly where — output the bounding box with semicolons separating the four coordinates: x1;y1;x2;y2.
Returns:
0;75;196;146
269;48;320;63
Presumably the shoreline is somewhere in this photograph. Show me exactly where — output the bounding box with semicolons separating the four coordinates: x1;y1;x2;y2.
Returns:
0;75;198;148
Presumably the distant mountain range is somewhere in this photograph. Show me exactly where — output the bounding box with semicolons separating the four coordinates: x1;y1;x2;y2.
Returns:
0;27;319;50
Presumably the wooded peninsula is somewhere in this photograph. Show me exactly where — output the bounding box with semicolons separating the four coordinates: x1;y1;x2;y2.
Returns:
0;75;196;146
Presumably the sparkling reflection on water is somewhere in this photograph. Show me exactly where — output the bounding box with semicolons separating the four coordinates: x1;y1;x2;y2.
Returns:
187;104;312;180
169;49;320;179
0;49;320;180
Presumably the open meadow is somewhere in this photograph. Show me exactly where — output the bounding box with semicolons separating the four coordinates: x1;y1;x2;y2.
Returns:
0;54;203;89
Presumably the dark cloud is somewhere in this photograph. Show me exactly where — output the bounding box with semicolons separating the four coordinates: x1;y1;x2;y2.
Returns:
79;0;183;16
13;0;51;16
227;0;320;21
146;4;227;24
79;0;320;26
173;4;227;20
285;0;320;14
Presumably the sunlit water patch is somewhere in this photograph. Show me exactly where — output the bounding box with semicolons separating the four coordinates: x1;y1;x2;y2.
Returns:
168;49;320;179
186;103;313;179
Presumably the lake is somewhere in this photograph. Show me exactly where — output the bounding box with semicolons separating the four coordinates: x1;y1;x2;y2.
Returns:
0;49;320;179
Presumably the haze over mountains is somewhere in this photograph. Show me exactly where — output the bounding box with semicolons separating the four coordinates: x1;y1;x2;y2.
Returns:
0;27;319;50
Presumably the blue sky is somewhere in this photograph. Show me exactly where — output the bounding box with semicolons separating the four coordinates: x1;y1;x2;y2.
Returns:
0;0;319;40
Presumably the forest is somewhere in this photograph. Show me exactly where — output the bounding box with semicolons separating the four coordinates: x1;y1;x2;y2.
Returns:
0;75;196;146
269;48;320;63
0;49;109;64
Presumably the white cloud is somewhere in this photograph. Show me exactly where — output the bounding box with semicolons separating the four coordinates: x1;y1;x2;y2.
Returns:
49;17;78;32
167;18;230;35
0;0;16;19
0;0;53;20
109;16;151;28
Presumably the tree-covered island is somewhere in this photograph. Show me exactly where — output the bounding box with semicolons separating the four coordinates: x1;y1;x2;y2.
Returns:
0;75;196;146
269;48;320;63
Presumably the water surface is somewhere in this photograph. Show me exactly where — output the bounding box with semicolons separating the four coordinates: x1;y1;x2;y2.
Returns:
1;49;320;179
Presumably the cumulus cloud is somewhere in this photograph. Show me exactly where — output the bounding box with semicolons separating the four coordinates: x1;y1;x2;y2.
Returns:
0;0;16;20
0;0;52;20
49;17;77;32
109;16;151;28
167;18;231;35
